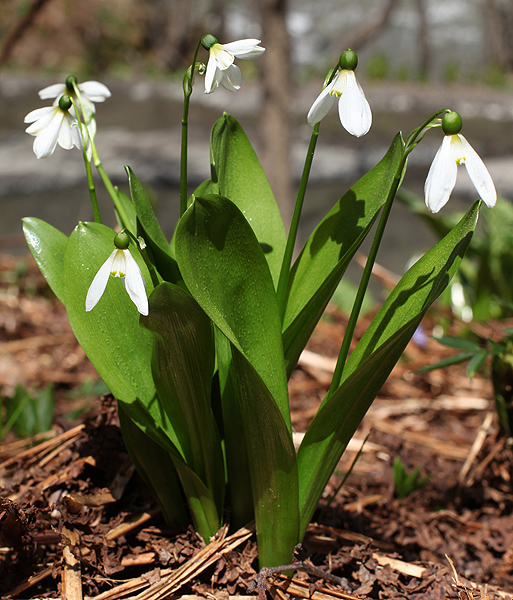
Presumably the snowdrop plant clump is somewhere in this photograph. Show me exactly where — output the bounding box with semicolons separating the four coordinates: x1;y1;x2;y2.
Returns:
23;38;496;570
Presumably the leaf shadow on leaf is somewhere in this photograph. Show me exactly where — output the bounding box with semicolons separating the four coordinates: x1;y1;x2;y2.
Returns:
307;190;366;260
346;232;473;374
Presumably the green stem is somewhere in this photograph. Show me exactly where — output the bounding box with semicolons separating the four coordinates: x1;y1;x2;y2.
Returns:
276;63;341;320
327;153;407;398
71;81;131;229
83;147;102;224
70;96;101;223
180;39;203;217
276;123;320;318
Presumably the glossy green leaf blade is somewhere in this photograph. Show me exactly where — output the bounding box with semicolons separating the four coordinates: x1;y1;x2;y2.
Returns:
141;282;225;513
23;217;68;302
297;200;480;538
63;223;220;540
63;222;158;416
231;345;299;568
282;133;405;376
175;195;290;429
209;113;286;286
126;166;180;282
214;329;254;529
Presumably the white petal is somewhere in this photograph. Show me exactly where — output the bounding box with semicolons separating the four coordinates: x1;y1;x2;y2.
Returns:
459;135;497;208
123;251;148;315
24;106;55;125
338;70;372;137
210;45;234;70
205;56;220;93
38;83;66;100
307;81;336;126
85;250;117;311
424;136;457;213
222;39;265;59
79;81;111;101
32;110;64;158
220;64;242;91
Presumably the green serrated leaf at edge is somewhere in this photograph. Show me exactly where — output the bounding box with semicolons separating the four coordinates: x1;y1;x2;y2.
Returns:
296;200;480;539
23;217;68;302
63;222;220;541
175;194;290;430
209;113;287;287
282;133;405;377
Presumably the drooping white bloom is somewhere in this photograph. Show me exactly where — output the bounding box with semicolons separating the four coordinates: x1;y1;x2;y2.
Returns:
24;103;82;159
86;248;148;316
204;38;265;94
307;69;372;137
39;80;111;121
424;134;497;213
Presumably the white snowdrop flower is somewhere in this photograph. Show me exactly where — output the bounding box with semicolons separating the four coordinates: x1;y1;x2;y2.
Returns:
202;35;265;94
425;111;496;213
24;95;82;159
86;232;148;316
39;76;111;121
307;49;372;137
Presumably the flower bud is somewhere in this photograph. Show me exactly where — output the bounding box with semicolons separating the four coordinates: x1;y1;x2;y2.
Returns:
114;231;130;250
201;34;218;51
65;75;78;92
58;95;73;111
442;111;462;136
339;49;358;71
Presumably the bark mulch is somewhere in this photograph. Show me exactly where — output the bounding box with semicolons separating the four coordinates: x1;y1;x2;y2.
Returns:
1;254;513;599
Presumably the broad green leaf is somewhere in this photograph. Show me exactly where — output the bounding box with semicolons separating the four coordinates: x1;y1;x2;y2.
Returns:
126;166;180;282
141;282;225;513
297;201;480;538
23;217;68;302
175;195;290;429
209;113;286;286
63;223;220;540
283;133;405;376
231;345;299;568
467;349;489;381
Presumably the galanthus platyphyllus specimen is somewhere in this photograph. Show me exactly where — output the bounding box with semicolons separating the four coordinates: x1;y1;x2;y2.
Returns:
307;49;372;137
424;111;497;213
24;95;82;159
86;232;148;316
201;35;265;93
39;76;111;121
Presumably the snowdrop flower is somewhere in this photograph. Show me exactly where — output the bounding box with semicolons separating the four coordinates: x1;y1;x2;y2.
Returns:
201;34;265;94
86;232;148;316
424;111;496;213
24;95;83;159
307;49;372;137
38;75;111;122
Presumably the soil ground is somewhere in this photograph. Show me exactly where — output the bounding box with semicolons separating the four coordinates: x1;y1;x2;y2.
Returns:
1;253;512;600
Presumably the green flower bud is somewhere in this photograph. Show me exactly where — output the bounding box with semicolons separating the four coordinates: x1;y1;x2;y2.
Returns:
65;75;78;92
201;34;218;51
58;95;73;111
339;49;358;71
442;111;462;135
114;231;130;250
